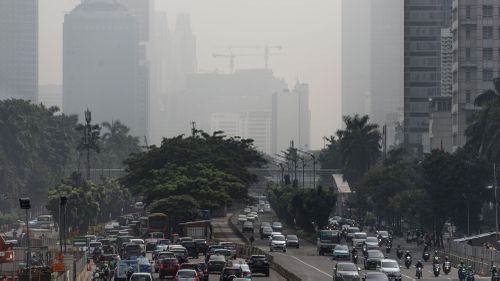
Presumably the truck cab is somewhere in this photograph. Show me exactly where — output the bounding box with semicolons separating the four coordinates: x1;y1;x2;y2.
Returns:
317;229;339;256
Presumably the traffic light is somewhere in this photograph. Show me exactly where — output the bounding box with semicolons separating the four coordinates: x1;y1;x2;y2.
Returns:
19;198;31;209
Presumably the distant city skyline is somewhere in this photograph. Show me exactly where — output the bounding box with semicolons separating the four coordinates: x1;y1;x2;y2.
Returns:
39;0;340;150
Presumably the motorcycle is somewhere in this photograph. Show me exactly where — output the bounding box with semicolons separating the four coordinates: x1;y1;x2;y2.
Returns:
91;269;102;281
396;249;403;260
422;252;430;262
385;244;391;254
416;266;423;279
467;269;475;281
362;245;368;257
405;256;412;269
459;267;468;281
433;263;441;277
492;270;500;281
443;262;451;275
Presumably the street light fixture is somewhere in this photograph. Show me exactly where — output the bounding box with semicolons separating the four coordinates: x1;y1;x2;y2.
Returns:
19;197;31;280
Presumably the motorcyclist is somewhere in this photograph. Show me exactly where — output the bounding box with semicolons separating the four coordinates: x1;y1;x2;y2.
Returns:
432;251;440;264
492;265;498;281
351;247;358;262
126;266;134;281
416;260;424;277
404;250;412;259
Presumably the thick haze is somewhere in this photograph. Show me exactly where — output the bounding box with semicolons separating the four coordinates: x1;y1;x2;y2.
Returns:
39;0;340;149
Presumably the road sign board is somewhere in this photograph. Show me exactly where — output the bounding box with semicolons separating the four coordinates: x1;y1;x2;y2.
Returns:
56;255;64;261
72;236;86;246
52;263;65;272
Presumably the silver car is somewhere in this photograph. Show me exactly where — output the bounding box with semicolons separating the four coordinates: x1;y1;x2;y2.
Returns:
334;262;360;281
176;269;198;281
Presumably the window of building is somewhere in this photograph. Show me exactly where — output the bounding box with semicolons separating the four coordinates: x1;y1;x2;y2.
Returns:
466;28;471;40
466;5;472;19
483;5;493;17
466;48;471;60
483;48;493;60
483;69;493;81
465;90;471;103
483;26;493;39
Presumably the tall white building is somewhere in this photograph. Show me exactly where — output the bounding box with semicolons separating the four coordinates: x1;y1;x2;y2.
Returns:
63;0;148;138
0;0;38;102
39;85;62;111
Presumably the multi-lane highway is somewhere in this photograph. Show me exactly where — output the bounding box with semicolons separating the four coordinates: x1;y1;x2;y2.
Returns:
234;211;490;281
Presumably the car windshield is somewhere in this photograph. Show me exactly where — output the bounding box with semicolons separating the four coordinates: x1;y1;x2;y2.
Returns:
354;233;367;239
210;255;226;262
348;228;360;233
130;275;152;281
263;227;273;232
272;222;282;227
273;235;285;241
382;261;399;268
368;251;384;258
335;245;348;251
366;273;388;280
378;231;389;236
177;270;196;278
337;263;357;271
366;237;378;242
287;235;298;240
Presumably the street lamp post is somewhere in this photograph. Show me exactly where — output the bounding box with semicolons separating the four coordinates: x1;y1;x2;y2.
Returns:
495;163;498;240
19;198;31;281
297;149;316;189
76;109;100;180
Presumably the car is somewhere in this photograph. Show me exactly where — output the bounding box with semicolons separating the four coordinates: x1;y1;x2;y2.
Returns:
176;269;198;281
271;222;283;232
260;222;271;228
242;221;254;233
364;272;390;281
270;234;286;252
258;208;264;213
352;232;367;248
153;245;170;259
233;262;252;279
243;208;251;214
123;243;142;260
154;251;175;272
219;242;237;259
181;241;199;258
260;226;273;239
157;239;171;246
364;236;380;250
286;234;299;248
364;250;385;270
214;248;233;261
180;263;205;280
334;262;361;281
332;244;350;260
347;227;361;241
263;205;271;212
179;237;193;243
376;231;391;244
129;272;154;281
378;259;402;281
207;254;227;273
145;241;157;252
268;232;282;246
159;258;180;279
171;247;189;264
238;215;247;224
247;255;269;277
197;262;210;281
246;214;255;222
220;266;244;281
194;239;209;255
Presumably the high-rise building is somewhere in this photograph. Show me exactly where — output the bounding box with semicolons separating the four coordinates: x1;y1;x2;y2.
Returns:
172;14;197;92
341;0;372;120
0;0;38;102
63;0;148;138
441;29;453;97
451;1;500;149
428;96;453;152
404;0;452;155
39;85;62;111
116;0;151;42
370;0;404;147
272;84;311;154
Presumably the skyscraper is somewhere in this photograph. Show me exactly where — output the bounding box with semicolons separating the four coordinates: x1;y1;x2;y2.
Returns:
451;1;500;149
441;29;453;97
341;0;372;120
370;0;404;147
404;0;452;155
63;0;148;138
0;0;38;102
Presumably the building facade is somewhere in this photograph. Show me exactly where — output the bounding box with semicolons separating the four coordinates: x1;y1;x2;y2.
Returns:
404;0;452;155
429;96;453;152
441;28;454;97
451;0;500;149
0;0;38;102
63;0;148;138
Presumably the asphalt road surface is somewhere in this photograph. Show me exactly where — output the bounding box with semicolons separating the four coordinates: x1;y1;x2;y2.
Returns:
235;212;491;281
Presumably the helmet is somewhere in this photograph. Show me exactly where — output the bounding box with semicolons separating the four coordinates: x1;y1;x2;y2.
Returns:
406;250;410;253
418;260;422;263
493;265;497;269
468;266;472;269
434;250;438;254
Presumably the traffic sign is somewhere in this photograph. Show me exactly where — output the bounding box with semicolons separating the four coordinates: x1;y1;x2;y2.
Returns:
52;263;65;272
56;255;64;261
72;236;86;246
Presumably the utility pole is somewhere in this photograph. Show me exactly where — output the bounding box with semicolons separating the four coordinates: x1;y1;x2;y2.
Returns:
297;148;316;189
76;109;100;180
382;124;387;160
191;121;197;136
495;163;498;241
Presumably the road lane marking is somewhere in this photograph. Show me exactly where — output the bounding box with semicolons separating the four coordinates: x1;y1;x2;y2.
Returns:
274;252;333;278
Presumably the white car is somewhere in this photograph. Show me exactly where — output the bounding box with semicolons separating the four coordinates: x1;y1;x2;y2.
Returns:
238;215;247;224
129;272;154;281
352;232;367;248
130;239;145;251
268;232;282;246
270;234;286;252
378;259;402;281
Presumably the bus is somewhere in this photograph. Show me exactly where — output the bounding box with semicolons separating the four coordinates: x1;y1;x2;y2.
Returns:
147;213;169;237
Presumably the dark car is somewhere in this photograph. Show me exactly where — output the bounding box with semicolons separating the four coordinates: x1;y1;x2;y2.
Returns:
178;237;193;243
271;222;283;232
364;272;389;281
182;241;199;258
286;235;299;248
220;266;243;281
145;241;157;252
260;226;273;239
171;248;189;264
197;262;210;281
247;255;269;277
207;254;226;273
159;258;180;279
364;250;385;270
194;239;209;255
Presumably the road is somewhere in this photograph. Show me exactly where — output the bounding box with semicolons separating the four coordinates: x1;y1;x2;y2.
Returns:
235;212;491;281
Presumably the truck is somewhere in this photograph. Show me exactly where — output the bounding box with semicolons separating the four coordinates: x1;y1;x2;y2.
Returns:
317;229;340;256
114;258;152;281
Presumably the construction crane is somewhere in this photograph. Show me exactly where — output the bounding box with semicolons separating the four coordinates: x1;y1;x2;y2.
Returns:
230;45;282;69
212;51;259;73
213;45;282;72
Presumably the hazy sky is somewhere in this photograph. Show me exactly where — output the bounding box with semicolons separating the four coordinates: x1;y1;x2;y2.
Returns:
39;0;341;149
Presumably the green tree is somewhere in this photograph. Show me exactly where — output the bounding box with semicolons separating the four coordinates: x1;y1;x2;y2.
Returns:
336;115;381;185
149;195;200;233
98;121;141;168
466;78;500;163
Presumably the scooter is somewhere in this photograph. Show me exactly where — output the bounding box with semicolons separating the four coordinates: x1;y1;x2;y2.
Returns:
433;263;441;277
416;266;423;279
466;269;475;281
443;261;451;275
352;254;358;264
385;244;391;254
422;252;430;262
396;249;403;260
405;256;412;269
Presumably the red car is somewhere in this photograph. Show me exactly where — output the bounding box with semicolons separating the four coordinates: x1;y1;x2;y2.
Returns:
159;258;180;279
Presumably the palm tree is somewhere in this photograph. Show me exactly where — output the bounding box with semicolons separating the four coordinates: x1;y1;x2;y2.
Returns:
336;114;381;185
466;78;500;163
100;120;140;168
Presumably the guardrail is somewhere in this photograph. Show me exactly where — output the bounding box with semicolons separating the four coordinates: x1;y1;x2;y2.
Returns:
439;240;500;275
227;214;302;281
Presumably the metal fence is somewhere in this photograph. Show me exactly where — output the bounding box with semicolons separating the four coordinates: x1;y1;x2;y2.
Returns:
440;240;500;275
